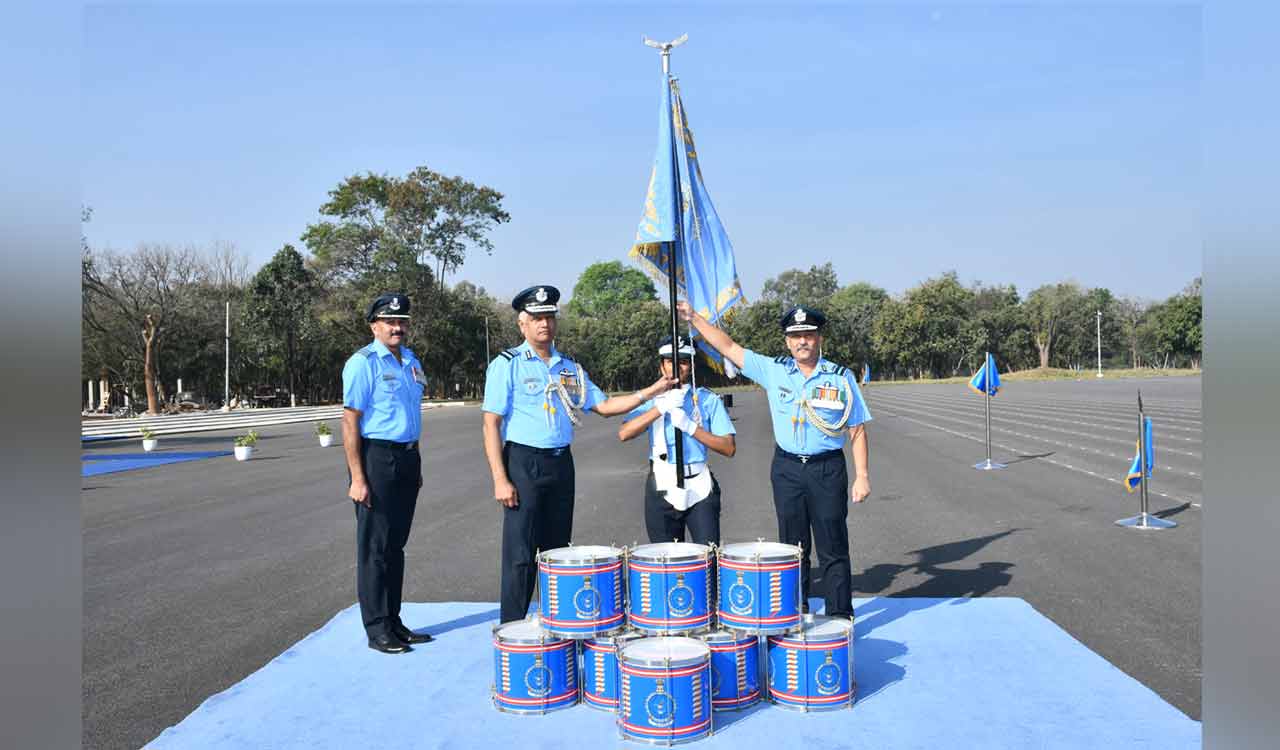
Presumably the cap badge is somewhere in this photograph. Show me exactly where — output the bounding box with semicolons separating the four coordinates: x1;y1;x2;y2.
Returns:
388;297;401;311
794;309;807;323
535;287;547;303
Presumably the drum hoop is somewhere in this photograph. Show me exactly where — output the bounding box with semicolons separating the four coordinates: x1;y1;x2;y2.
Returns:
619;659;708;673
629;543;710;563
493;621;566;645
540;546;624;563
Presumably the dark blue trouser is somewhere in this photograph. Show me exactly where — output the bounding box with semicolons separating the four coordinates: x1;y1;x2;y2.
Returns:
643;467;722;546
353;440;420;637
769;448;852;618
500;442;575;623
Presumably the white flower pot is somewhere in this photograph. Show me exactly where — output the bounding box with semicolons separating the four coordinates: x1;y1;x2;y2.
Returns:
234;445;253;461
318;434;333;448
142;439;158;452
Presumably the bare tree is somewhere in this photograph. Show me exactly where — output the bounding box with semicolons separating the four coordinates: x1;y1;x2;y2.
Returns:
82;243;204;414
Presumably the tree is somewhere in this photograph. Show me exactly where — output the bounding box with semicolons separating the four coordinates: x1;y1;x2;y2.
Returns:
244;245;316;402
1023;282;1084;369
759;263;839;309
567;261;658;317
870;272;974;378
389;166;511;290
823;282;888;372
303;167;509;293
82;244;206;413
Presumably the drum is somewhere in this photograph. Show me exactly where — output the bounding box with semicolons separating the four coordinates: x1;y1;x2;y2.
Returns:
580;629;646;711
766;614;855;711
538;545;626;638
627;542;713;634
617;636;713;744
491;619;579;714
716;541;803;634
701;628;761;711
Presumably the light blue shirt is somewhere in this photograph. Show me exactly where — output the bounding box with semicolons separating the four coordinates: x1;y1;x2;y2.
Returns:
342;340;425;442
739;349;872;454
623;386;736;465
482;341;607;449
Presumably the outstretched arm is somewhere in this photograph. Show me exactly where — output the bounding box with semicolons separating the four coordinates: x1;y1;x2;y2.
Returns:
675;301;746;371
592;374;678;417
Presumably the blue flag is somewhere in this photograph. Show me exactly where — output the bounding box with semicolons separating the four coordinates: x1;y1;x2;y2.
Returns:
630;76;745;374
967;353;1001;396
862;362;871;384
1125;416;1155;492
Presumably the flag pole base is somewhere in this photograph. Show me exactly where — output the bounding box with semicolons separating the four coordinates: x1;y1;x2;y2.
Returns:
1114;512;1177;530
972;459;1007;471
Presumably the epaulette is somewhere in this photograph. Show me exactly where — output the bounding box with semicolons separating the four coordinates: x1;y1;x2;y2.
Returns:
774;355;788;364
560;353;576;364
358;346;376;359
498;348;518;361
835;365;847;376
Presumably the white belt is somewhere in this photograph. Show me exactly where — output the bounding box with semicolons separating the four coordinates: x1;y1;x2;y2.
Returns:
651;459;706;477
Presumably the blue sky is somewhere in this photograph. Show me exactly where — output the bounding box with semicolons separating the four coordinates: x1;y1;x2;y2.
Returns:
82;3;1200;304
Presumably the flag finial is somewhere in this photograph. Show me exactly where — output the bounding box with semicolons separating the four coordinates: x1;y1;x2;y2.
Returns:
642;34;688;74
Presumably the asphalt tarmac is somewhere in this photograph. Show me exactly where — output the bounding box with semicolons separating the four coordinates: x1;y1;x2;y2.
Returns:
82;376;1201;749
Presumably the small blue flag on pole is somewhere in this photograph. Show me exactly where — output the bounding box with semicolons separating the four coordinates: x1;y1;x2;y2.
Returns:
967;353;1001;396
630;76;745;374
1125;416;1155;492
862;362;871;384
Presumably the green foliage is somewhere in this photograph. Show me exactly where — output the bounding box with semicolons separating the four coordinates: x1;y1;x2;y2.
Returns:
235;429;260;448
1023;282;1084;368
314;422;331;437
139;427;155;440
566;261;657;317
823;282;889;372
303;167;509;292
759;262;839;309
871;272;974;378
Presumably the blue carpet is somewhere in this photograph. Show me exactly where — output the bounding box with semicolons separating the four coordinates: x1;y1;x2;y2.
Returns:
148;598;1200;749
81;451;231;477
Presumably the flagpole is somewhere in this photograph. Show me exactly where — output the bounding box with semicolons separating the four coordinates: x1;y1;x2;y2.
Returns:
650;35;688;488
1117;389;1175;529
974;352;1005;470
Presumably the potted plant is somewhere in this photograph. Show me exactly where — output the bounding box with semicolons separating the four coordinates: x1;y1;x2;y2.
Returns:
315;421;333;447
140;426;158;452
233;429;260;461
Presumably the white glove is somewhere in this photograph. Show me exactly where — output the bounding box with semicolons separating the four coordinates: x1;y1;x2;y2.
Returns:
653;389;683;415
668;407;697;434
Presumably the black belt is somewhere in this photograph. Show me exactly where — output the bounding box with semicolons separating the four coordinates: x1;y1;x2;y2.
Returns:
774;446;843;464
506;441;571;457
365;438;418;451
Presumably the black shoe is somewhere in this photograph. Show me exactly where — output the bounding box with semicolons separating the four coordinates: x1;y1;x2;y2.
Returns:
391;623;434;645
368;633;411;654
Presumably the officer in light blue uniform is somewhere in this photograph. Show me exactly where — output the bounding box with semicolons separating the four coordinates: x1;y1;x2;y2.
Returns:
341;293;434;653
619;335;737;546
678;301;872;620
482;285;677;623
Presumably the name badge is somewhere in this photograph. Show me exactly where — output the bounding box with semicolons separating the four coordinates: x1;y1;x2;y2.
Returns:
381;373;398;381
412;366;428;386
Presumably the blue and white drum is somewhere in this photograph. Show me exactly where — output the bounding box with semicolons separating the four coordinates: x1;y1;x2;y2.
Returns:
717;542;803;634
766;614;855;711
701;628;761;711
491;619;579;714
617;636;713;744
538;545;626;638
627;542;713;634
580;629;645;711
